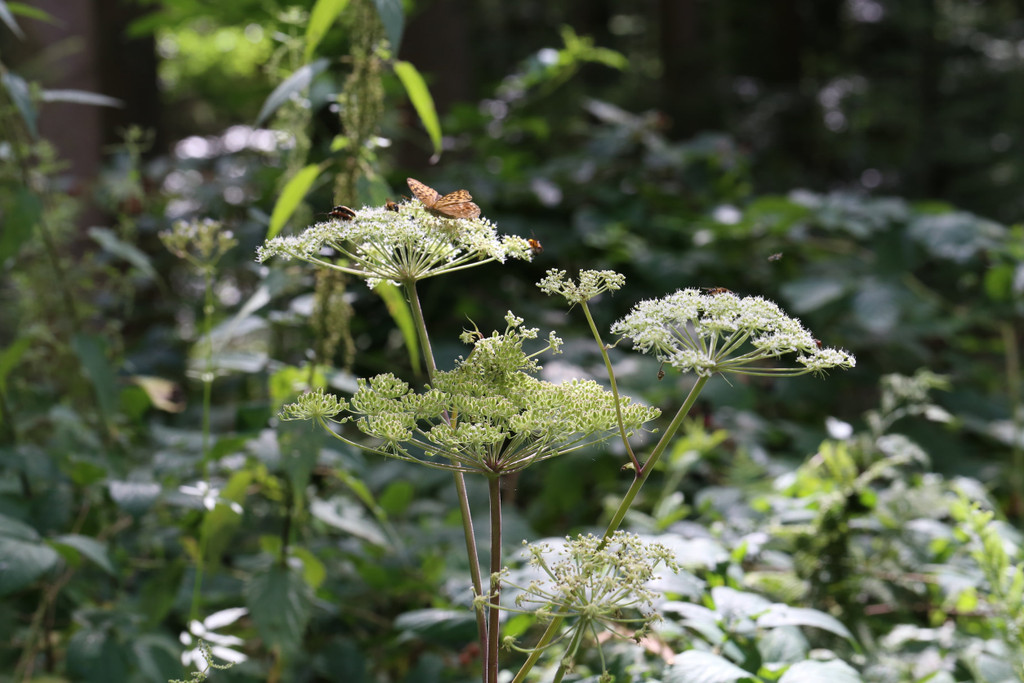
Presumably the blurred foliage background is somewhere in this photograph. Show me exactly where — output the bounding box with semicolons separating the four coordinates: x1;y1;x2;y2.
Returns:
1;0;1023;681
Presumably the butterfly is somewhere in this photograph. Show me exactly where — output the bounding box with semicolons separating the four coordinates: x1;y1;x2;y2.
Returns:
327;205;357;221
406;177;481;219
527;238;543;255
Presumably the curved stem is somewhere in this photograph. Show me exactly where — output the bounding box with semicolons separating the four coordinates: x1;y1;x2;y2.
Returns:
580;302;639;470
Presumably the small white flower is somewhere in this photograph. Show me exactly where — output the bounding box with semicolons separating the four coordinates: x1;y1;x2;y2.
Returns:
179;607;249;666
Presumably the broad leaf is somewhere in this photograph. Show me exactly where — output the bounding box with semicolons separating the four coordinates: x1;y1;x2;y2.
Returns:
0;537;59;595
778;659;862;683
0;187;41;265
757;605;854;641
393;60;441;157
246;563;313;653
2;70;36;137
89;227;159;281
372;0;403;51
255;58;329;126
108;480;162;516
310;497;389;547
50;534;116;575
305;0;350;63
267;163;323;239
71;334;118;424
394;608;477;646
664;650;754;683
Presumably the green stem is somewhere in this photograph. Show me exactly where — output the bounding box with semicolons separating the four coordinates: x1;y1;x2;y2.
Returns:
189;267;216;623
580;302;640;470
486;476;503;683
405;280;488;673
1001;322;1023;524
511;375;711;683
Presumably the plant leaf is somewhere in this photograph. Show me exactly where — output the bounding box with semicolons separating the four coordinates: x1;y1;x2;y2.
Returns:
664;650;754;683
0;537;59;595
71;333;118;424
305;0;350;63
50;534;116;575
757;605;854;641
108;481;162;516
89;227;159;281
393;60;441;157
267;163;323;239
372;0;403;51
1;70;35;137
778;659;862;683
0;0;24;39
0;187;41;266
255;58;329;126
246;563;313;653
40;89;123;108
373;281;420;374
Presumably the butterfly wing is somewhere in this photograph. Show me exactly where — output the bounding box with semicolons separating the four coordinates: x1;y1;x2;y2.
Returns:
407;178;441;208
433;189;481;219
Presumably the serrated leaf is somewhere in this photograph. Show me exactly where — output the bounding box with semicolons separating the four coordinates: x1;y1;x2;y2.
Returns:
40;89;122;108
267;163;323;239
393;60;441;157
71;333;118;424
108;480;162;515
246;564;313;653
305;0;350;62
756;605;854;641
89;227;158;281
0;536;59;595
50;534;116;575
664;650;754;683
0;0;25;38
372;0;403;51
374;281;420;374
778;659;862;683
0;187;41;265
255;58;329;126
2;70;36;137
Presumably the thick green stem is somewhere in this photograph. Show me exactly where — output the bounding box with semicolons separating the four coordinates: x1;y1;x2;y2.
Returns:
405;280;488;672
487;476;503;683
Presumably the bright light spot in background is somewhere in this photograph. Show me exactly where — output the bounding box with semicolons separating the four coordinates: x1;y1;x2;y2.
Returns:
826;416;854;440
860;168;883;189
825;110;847;131
531;177;563;207
244;23;263;42
537;48;560;66
847;0;884;22
713;205;742;225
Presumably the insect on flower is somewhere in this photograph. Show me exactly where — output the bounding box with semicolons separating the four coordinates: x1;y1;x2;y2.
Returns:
528;238;544;255
384;199;400;212
406;177;481;219
702;286;733;295
327;205;357;221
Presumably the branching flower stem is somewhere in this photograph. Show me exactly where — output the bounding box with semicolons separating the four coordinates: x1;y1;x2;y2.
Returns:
405;279;489;674
509;377;708;683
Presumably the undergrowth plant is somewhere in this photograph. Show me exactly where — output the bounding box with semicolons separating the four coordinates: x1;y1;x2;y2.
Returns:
258;193;856;681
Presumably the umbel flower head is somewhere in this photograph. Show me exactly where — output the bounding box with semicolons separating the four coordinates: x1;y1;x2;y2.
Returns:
501;532;678;669
612;288;856;378
280;313;660;475
256;201;535;287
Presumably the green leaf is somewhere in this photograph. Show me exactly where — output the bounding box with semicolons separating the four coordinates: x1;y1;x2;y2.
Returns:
0;336;31;394
108;480;162;516
756;605;854;641
0;1;24;40
71;334;118;424
291;546;327;590
373;281;420;374
664;650;754;683
778;659;862;683
40;89;123;108
305;0;350;63
0;536;59;595
267;163;324;239
393;60;441;157
246;563;313;653
1;70;36;137
0;187;40;265
0;512;39;541
310;497;389;547
255;58;330;126
67;626;130;682
394;608;478;646
50;534;116;575
372;0;404;51
7;2;57;24
88;227;159;281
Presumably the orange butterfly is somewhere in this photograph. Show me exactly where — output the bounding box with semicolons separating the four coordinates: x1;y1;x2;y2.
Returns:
406;177;481;219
